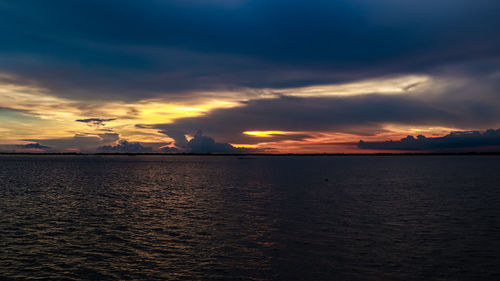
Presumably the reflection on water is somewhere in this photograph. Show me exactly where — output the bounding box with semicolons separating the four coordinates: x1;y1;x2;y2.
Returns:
1;155;500;280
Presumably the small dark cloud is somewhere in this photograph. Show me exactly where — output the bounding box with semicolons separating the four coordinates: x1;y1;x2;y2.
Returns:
97;128;114;132
97;140;153;153
18;143;50;149
358;129;500;152
159;146;181;153
75;118;116;127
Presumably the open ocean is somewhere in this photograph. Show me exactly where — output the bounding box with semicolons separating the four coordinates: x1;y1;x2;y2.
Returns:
1;155;499;280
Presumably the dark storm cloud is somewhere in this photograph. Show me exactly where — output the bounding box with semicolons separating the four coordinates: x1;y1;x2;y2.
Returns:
155;87;500;144
155;95;459;142
97;140;153;153
0;0;499;100
358;129;500;152
154;52;500;142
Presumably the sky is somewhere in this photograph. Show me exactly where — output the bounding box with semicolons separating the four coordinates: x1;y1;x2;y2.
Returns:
1;0;500;153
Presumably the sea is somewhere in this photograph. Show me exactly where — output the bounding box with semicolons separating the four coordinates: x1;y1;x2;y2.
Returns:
1;155;499;280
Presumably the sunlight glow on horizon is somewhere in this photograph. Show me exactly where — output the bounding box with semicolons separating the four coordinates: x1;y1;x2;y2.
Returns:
243;131;289;137
0;71;475;153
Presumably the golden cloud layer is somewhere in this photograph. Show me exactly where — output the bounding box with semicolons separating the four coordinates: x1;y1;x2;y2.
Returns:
1;72;458;152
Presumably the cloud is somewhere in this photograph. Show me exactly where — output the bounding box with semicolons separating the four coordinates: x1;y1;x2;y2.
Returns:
98;133;121;144
162;130;256;154
27;133;120;152
163;129;189;148
75;118;116;127
0;142;51;153
185;131;250;154
1;1;500;153
154;94;459;144
358;129;500;152
97;140;153;153
149;64;500;145
15;132;174;153
0;0;499;100
159;146;181;153
18;143;50;150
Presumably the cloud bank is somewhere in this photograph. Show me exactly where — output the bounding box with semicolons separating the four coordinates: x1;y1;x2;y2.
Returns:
97;140;153;153
18;143;50;150
358;129;500;152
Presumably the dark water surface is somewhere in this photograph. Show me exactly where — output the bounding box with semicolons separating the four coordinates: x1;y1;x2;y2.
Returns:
1;155;500;280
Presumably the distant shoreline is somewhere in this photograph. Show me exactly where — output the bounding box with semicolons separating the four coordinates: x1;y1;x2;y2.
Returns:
1;152;500;156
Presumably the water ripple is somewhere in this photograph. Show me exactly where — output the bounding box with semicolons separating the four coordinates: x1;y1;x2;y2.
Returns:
1;155;500;280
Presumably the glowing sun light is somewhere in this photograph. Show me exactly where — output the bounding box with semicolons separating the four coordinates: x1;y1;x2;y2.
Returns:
243;131;288;137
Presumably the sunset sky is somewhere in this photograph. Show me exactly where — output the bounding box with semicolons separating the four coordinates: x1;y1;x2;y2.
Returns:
1;0;500;153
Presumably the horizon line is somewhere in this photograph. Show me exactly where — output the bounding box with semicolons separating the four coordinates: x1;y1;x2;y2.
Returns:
1;152;500;156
